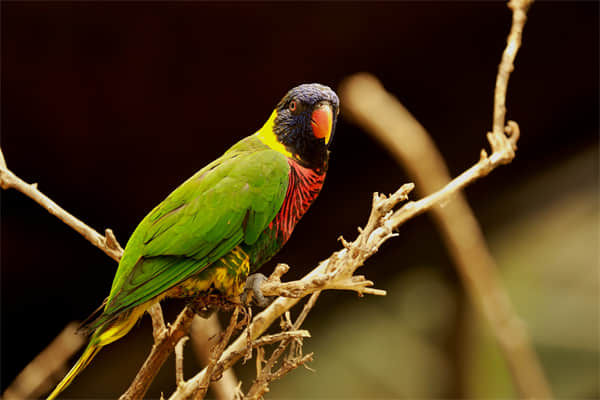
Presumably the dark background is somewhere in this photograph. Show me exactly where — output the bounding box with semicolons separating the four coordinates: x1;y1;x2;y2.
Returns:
2;2;598;399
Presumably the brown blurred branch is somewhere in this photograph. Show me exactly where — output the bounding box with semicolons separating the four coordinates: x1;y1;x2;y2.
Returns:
338;0;549;398
3;323;86;400
190;315;241;400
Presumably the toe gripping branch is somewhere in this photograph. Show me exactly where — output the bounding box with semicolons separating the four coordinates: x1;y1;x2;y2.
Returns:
241;273;275;308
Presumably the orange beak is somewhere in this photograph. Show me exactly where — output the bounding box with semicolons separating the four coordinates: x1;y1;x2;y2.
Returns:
311;102;333;144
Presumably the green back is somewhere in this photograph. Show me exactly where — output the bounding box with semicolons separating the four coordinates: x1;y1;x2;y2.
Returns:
102;135;289;318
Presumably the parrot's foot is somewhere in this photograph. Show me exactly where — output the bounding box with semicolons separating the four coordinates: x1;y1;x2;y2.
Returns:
241;273;274;308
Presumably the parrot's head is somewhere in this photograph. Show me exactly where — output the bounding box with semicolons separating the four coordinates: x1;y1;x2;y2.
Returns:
257;83;339;171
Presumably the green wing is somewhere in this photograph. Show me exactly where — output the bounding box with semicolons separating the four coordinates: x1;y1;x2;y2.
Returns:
102;139;289;319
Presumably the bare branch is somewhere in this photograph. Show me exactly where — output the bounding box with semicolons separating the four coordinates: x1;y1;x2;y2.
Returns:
175;336;190;387
493;0;534;137
244;350;314;400
250;330;311;347
120;306;195;400
0;150;124;263
148;304;168;342
293;292;320;331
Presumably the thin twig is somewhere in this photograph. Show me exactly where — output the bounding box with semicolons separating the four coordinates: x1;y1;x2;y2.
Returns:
287;292;320;361
0;149;123;263
193;307;241;400
244;351;314;400
148;303;168;342
119;306;195;400
175;336;190;387
493;0;533;137
243;337;292;399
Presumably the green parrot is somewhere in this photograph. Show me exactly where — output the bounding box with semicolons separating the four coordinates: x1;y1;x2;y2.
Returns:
47;83;339;399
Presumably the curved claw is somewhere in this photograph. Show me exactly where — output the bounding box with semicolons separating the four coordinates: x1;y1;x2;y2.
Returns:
241;273;274;308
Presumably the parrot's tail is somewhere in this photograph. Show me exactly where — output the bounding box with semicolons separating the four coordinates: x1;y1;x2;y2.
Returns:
46;343;101;400
46;305;146;400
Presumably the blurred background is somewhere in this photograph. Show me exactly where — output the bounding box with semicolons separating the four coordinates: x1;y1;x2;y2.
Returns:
1;2;597;399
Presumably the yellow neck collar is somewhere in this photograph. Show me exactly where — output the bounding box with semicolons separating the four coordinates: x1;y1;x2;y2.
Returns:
254;110;293;158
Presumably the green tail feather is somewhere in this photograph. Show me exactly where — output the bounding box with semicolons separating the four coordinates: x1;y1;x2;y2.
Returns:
46;343;101;400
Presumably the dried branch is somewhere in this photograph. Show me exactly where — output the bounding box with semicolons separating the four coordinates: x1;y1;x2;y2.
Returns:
175;337;190;387
3;323;86;400
260;263;386;298
0;148;124;263
493;0;533;137
249;330;311;347
119;306;195;400
244;353;314;400
148;303;169;342
243;313;311;400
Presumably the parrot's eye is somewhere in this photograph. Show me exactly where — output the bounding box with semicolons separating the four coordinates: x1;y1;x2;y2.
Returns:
288;100;297;112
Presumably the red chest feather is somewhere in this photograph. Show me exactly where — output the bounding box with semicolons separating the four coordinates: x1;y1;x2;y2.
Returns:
272;160;326;243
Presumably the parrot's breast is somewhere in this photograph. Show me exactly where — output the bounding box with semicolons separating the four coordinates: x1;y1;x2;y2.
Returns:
273;159;326;244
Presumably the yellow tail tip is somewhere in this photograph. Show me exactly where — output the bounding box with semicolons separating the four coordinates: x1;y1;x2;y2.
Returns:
46;344;101;400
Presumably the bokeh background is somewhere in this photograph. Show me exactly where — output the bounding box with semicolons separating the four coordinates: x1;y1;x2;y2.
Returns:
2;2;598;399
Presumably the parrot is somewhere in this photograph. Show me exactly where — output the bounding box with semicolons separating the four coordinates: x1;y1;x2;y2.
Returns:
47;83;339;399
